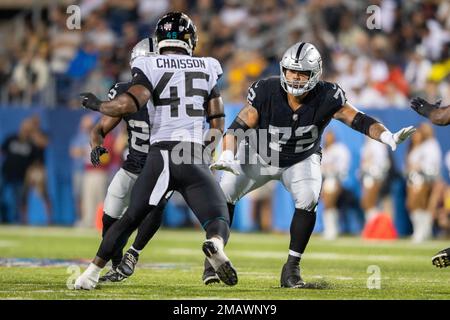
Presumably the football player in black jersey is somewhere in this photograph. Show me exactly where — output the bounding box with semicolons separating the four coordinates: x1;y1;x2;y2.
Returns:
210;42;416;288
89;38;169;282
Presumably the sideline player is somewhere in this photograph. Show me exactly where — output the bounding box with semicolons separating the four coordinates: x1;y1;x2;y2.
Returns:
210;42;415;287
321;131;350;240
75;12;237;289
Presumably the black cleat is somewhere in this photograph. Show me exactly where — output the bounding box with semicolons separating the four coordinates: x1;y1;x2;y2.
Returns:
99;267;127;283
280;263;306;288
202;240;238;286
202;266;220;285
118;251;139;277
432;248;450;268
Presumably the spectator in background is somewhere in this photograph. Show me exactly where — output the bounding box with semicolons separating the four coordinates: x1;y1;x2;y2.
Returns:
0;117;44;223
70;114;95;223
8;47;50;106
48;6;82;106
65;38;99;107
248;181;275;232
321;131;351;240
406;123;442;242
22;116;50;224
405;45;432;95
359;137;391;225
79;122;115;228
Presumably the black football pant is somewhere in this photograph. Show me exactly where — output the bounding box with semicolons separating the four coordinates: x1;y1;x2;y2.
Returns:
97;142;230;262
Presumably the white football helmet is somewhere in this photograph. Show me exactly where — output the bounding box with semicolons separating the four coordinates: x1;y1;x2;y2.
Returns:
130;38;157;66
280;42;322;96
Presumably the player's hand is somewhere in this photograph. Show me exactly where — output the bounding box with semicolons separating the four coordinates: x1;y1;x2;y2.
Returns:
80;92;101;111
380;126;416;151
90;146;108;167
209;150;240;175
410;97;441;118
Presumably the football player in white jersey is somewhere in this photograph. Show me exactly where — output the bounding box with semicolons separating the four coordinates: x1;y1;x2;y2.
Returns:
88;38;171;283
75;12;237;290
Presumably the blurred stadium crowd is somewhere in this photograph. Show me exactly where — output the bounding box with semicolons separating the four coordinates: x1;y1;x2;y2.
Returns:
0;0;449;241
1;0;450;107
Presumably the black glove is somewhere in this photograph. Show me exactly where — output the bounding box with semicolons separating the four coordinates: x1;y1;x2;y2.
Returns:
410;97;441;117
90;146;108;167
80;92;102;111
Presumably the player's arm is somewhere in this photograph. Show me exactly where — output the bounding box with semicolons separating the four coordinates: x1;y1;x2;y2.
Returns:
81;68;152;117
410;97;450;126
205;96;225;150
209;103;259;175
81;85;150;117
430;106;450;126
333;102;415;151
223;103;259;154
89;116;121;166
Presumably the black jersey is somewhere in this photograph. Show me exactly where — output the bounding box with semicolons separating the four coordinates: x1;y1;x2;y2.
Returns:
108;82;150;174
246;76;346;168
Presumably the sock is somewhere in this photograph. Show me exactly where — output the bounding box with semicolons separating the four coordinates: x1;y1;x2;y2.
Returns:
102;214;116;236
102;214;123;267
323;208;338;240
289;208;316;255
227;203;235;226
205;218;230;245
132;199;166;251
129;246;141;257
209;237;224;251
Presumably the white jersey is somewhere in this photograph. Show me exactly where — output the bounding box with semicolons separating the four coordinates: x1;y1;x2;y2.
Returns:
321;142;351;180
131;54;223;145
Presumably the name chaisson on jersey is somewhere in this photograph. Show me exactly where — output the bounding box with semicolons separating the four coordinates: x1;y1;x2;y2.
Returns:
156;57;207;69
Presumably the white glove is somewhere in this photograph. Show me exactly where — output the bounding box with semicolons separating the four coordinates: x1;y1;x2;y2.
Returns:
209;150;240;175
380;126;416;151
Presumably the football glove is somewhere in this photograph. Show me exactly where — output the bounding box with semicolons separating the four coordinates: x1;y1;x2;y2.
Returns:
380;126;416;151
80;92;101;111
90;146;108;167
410;97;441;118
209;150;240;176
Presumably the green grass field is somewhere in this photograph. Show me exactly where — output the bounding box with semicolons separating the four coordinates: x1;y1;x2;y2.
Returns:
0;226;449;300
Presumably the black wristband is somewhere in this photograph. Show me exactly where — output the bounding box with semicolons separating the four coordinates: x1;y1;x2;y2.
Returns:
206;113;225;123
124;91;141;111
228;117;250;131
351;112;379;135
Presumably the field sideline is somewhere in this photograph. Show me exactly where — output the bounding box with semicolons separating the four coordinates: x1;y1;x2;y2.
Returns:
0;226;449;300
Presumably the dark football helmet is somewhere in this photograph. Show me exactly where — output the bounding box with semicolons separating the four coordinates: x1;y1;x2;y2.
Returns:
154;12;198;56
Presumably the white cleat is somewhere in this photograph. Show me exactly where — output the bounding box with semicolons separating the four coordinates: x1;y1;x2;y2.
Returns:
73;264;101;290
202;238;238;286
